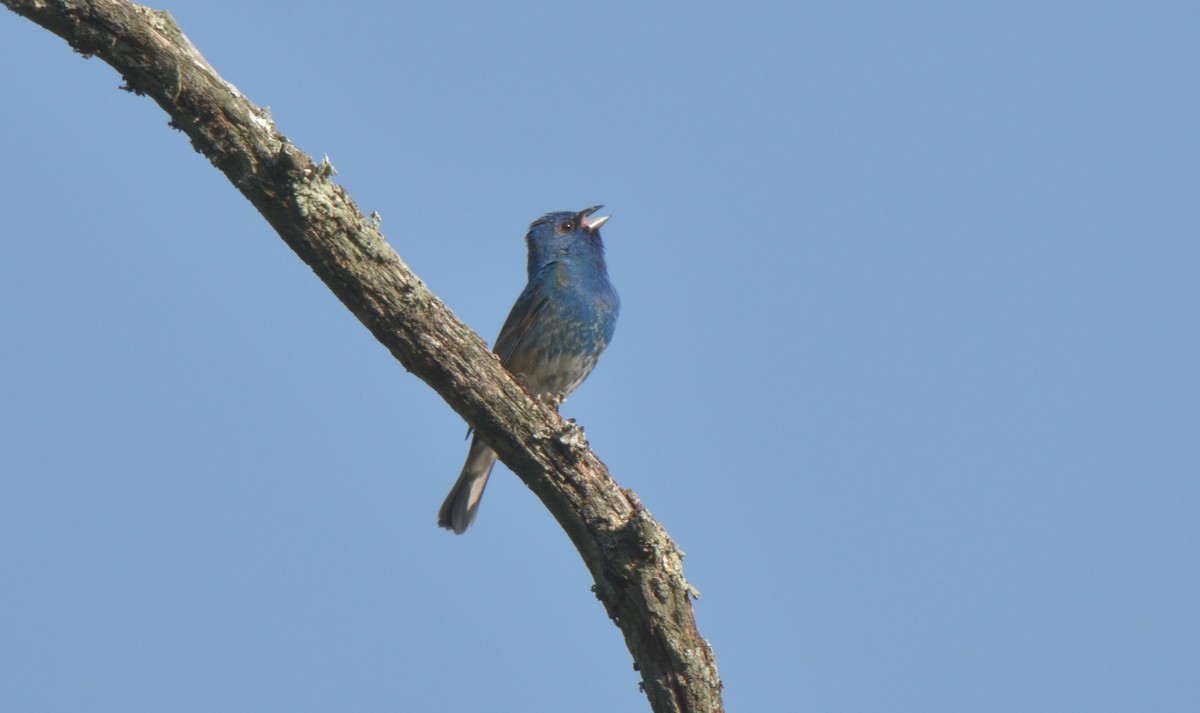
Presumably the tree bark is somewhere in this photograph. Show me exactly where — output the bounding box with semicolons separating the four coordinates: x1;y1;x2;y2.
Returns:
3;1;724;711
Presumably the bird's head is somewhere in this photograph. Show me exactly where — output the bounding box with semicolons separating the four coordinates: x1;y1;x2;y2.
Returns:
524;205;610;273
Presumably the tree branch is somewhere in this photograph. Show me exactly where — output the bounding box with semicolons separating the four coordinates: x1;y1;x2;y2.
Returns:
3;1;723;711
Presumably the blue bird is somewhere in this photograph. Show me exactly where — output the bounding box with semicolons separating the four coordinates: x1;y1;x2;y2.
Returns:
438;206;620;534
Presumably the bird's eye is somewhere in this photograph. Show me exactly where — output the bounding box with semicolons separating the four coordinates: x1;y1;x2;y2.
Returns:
559;221;574;232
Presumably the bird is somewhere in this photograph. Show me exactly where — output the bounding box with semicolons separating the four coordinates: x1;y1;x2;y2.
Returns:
438;206;620;534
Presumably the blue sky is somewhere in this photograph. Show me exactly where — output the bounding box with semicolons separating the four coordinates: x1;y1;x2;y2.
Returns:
2;2;1198;711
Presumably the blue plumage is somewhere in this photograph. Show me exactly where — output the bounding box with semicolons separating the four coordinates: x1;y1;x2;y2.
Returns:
438;206;619;533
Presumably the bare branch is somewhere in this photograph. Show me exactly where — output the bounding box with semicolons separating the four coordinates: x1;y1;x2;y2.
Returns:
2;1;723;711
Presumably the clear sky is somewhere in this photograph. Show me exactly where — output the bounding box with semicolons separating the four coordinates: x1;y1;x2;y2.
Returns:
2;2;1198;711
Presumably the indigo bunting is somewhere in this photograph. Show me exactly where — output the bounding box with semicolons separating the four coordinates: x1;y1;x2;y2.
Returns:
438;206;620;534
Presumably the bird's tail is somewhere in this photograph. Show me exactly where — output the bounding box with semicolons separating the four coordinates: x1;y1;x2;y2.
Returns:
437;436;498;534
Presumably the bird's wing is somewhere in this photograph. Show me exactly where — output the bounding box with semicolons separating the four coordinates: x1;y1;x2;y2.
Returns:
492;260;561;369
462;264;557;439
493;279;552;370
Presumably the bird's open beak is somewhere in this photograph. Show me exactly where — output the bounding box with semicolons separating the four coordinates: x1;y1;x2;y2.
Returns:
579;205;610;231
